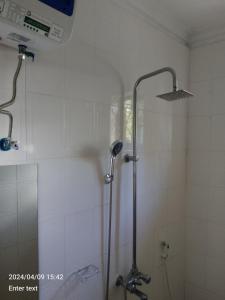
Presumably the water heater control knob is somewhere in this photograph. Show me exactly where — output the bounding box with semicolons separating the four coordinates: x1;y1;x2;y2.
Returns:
11;140;19;150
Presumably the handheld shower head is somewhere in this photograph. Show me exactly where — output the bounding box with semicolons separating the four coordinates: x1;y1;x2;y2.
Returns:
157;89;194;101
105;140;123;184
110;140;123;158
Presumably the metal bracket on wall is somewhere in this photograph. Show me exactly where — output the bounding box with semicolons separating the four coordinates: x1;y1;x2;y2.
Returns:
124;154;139;163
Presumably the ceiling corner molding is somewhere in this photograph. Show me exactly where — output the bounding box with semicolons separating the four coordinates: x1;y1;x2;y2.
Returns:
112;0;189;47
190;27;225;48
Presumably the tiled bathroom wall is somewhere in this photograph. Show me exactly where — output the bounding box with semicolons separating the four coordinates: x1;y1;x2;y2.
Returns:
0;0;189;299
186;40;225;300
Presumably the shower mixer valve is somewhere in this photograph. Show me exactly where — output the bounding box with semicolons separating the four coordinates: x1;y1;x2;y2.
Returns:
0;138;19;151
116;269;151;300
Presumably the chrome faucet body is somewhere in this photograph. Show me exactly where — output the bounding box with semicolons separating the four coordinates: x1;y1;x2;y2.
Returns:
116;269;151;300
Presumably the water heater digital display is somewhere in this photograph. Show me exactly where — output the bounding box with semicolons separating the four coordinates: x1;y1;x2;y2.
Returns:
38;0;74;16
0;0;76;50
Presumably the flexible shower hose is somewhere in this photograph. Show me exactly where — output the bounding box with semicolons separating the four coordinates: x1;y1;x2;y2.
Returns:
0;54;23;139
105;180;127;300
162;259;173;300
105;180;113;300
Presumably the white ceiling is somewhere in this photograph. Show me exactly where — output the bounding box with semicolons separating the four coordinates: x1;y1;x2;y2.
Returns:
159;0;225;35
123;0;225;46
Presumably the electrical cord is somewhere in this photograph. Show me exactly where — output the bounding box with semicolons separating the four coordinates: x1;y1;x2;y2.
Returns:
162;258;173;300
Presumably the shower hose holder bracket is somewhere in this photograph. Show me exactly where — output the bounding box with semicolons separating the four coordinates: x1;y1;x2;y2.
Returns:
124;154;139;163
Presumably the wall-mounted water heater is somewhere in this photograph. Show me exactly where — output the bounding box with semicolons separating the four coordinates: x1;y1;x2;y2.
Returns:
0;0;76;50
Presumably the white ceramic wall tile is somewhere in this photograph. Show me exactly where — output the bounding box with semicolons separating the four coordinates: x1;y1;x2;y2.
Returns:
187;151;211;186
39;216;65;278
63;159;103;215
208;188;225;225
186;219;208;256
190;45;213;83
212;78;225;114
189;81;212;116
64;98;95;156
118;8;141;92
167;186;185;224
211;41;225;79
186;255;206;288
188;116;211;150
167;255;185;300
27;93;65;159
93;102;111;153
168;151;186;188
38;159;68;220
185;284;224;300
210;152;225;187
153;188;168;230
188;39;225;300
143;112;162;152
65;207;103;276
95;11;120;59
212;115;225;151
171;116;187;150
186;185;209;220
64;39;96;102
207;222;225;258
26;47;65;97
150;265;168;300
167;223;185;257
73;0;96;46
206;257;225;296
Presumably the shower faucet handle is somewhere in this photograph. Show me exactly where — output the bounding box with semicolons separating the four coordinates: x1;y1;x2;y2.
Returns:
128;277;142;286
139;273;151;284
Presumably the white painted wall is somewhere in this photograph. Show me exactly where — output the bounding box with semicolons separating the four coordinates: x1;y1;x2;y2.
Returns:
0;0;189;299
187;41;225;300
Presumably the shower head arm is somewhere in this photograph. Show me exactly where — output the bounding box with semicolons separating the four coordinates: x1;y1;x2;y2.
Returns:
133;67;177;93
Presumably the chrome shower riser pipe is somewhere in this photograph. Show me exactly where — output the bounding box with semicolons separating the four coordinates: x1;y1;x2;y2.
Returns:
119;67;193;300
131;67;178;270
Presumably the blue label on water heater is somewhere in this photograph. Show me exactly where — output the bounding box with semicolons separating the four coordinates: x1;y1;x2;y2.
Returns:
39;0;75;16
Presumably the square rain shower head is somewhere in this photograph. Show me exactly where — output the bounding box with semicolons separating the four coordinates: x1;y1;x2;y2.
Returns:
157;89;194;101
